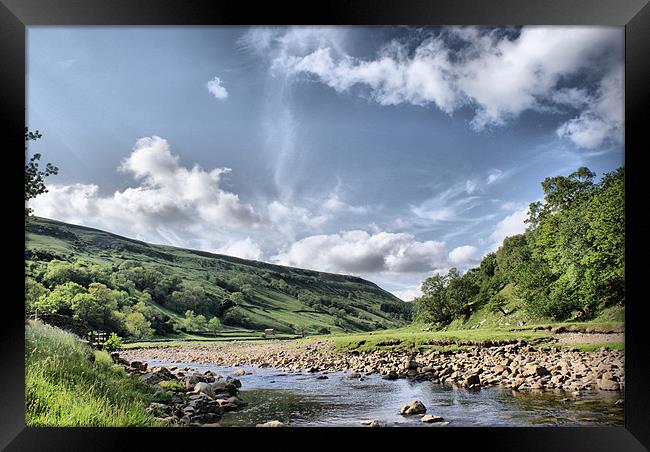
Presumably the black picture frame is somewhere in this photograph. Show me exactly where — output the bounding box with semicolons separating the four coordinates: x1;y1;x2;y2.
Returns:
2;0;648;450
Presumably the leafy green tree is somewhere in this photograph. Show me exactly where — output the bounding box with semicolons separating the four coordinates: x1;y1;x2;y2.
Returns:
25;128;58;217
207;316;221;335
25;278;49;312
183;310;207;331
124;312;154;339
414;273;451;324
41;260;91;288
34;281;85;315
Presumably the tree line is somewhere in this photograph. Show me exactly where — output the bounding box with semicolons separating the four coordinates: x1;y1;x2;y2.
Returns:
413;167;624;325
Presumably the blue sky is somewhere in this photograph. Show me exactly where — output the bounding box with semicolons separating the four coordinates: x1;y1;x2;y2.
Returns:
27;26;624;300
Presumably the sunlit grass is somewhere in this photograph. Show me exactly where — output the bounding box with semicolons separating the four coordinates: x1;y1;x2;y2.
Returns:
26;320;165;426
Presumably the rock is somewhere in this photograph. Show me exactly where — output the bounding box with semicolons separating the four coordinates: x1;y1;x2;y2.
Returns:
347;372;362;379
421;415;445;423
211;381;238;397
226;377;242;388
400;400;427;415
256;420;286;427
129;361;148;372
232;369;250;376
382;371;399;380
615;399;625;406
147;402;172;417
110;352;129;366
524;364;550;377
597;378;620;391
194;382;216;399
316;375;328;380
464;374;481;388
360;420;383;427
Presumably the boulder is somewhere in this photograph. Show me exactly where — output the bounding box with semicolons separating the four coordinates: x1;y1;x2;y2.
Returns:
400;400;427;415
194;382;216;399
597;378;620;391
256;420;286;427
129;361;148;372
464;374;481;388
421;415;445;423
360;420;383;427
382;371;399;380
232;369;250;376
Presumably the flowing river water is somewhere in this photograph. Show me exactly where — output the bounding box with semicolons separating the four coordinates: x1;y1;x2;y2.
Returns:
143;359;624;427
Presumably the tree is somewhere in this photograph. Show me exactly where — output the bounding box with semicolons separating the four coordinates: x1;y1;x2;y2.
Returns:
25;278;49;313
183;310;207;331
124;312;154;339
41;260;91;288
414;273;451;324
208;317;221;336
34;281;85;315
25;128;58;217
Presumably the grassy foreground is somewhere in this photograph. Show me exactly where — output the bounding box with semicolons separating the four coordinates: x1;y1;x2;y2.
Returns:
25;320;163;426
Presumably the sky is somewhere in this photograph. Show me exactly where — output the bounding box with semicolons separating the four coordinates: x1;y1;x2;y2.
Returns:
27;26;625;301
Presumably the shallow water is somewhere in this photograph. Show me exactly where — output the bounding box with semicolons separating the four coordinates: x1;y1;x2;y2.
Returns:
145;359;624;427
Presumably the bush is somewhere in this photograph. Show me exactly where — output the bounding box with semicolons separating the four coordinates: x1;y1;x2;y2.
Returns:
102;332;123;351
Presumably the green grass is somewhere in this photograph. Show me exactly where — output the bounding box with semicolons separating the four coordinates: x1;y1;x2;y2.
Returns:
313;325;552;353
561;342;625;352
26;217;409;334
26;320;164;426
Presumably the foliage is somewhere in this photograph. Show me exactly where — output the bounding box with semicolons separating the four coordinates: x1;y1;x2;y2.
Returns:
26;217;411;336
25;128;59;217
102;332;124;351
415;166;624;325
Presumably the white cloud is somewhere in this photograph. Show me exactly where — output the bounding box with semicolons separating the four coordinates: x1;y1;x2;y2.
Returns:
30;136;262;247
323;192;370;215
556;66;623;148
265;26;622;147
273;229;476;275
206;76;229;99
214;237;262;260
449;245;477;266
391;287;422;302
489;207;529;251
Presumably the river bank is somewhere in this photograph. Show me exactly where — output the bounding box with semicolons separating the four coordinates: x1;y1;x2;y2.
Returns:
120;338;625;394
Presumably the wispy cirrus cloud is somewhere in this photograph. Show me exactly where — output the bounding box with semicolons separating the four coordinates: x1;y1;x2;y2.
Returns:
261;26;622;149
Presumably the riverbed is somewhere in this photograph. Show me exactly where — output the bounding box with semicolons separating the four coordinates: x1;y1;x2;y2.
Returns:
142;359;624;427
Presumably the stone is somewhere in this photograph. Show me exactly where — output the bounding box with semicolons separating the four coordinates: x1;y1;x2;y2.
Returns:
129;361;147;372
232;369;250;376
400;400;427;415
464;373;481;388
316;375;328;379
360;420;383;427
194;382;216;399
597;378;620;391
382;371;399;380
421;415;445;423
256;420;286;427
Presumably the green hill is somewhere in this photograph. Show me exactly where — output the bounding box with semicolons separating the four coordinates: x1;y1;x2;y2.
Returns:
25;217;410;337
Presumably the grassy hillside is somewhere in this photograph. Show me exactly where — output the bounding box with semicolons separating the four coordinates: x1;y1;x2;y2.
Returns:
25;217;410;336
25;320;162;426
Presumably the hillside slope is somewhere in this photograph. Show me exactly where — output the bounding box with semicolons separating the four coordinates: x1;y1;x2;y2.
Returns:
25;217;410;335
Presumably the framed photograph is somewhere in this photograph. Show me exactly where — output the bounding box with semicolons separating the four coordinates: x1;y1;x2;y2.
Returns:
3;0;648;449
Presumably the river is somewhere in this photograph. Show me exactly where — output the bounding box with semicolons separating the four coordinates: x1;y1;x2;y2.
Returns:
143;359;624;427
